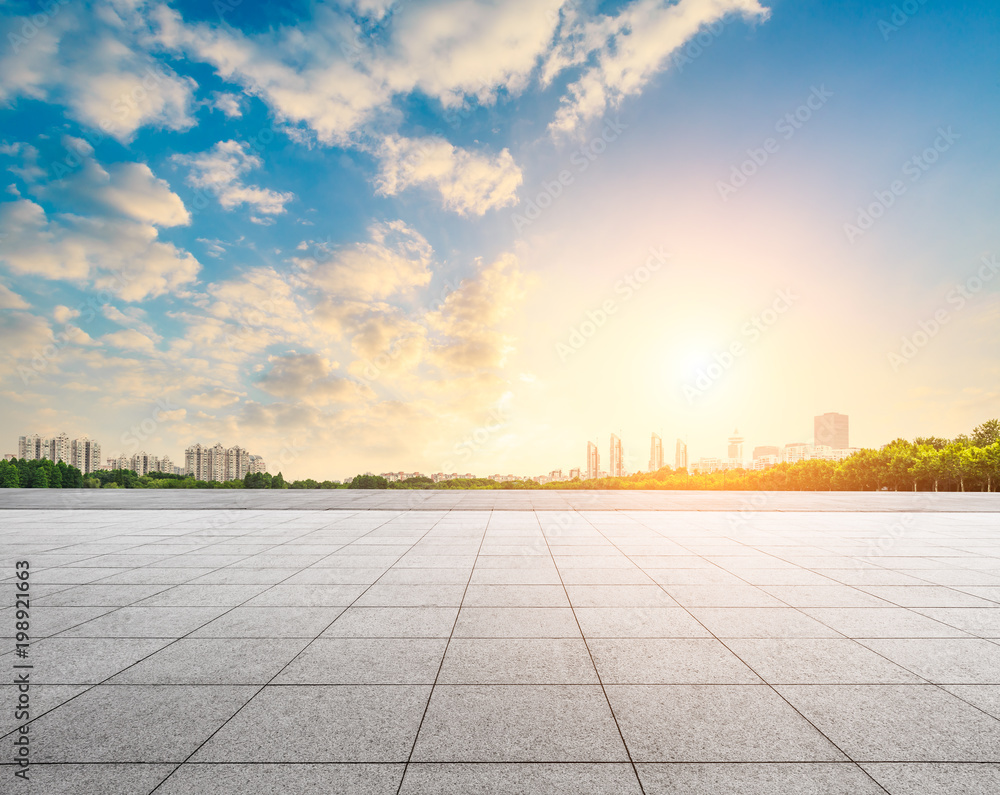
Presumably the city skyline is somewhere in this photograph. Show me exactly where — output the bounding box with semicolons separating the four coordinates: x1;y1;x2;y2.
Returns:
1;1;997;480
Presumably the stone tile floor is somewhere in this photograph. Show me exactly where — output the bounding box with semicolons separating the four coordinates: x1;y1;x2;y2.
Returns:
0;497;998;793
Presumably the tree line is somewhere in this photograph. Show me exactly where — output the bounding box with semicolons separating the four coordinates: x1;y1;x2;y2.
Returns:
3;420;998;492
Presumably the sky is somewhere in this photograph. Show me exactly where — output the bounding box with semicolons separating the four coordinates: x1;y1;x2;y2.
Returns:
1;0;998;480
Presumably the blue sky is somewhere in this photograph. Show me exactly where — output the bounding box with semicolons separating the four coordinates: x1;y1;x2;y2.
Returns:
1;0;998;479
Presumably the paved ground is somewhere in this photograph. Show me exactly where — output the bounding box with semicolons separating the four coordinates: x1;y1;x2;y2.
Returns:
2;488;999;511
1;495;999;793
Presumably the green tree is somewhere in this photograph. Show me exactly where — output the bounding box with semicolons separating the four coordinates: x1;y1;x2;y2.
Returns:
43;459;62;488
0;460;20;488
984;443;1000;492
910;445;942;492
272;472;286;489
243;472;273;489
972;419;1000;448
31;466;49;488
63;464;84;488
939;443;967;491
349;474;389;489
884;439;918;491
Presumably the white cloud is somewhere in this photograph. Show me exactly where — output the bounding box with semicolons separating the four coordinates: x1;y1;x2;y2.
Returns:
211;91;244;118
0;281;29;310
173;140;294;216
428;253;528;371
374;135;522;216
298;220;433;302
52;305;81;324
256;352;371;405
0;146;199;301
37;148;190;227
0;142;45;182
101;328;158;352
191;388;245;408
549;0;769;135
0;4;197;141
0;198;200;300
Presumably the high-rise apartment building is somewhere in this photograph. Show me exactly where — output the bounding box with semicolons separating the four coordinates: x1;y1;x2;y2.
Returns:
17;432;70;463
186;443;265;482
50;432;70;463
609;434;624;478
224;446;251;480
675;438;688;470
815;412;849;450
18;434;44;461
130;453;161;476
753;445;780;460
586;441;600;480
649;433;663;472
69;437;101;474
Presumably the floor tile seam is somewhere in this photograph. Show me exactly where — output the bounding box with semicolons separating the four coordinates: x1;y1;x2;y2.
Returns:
145;508;441;795
537;508;649;795
584;515;893;795
394;507;492;795
0;521;382;745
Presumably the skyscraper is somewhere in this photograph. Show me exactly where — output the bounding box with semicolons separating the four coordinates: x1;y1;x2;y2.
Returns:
815;412;849;449
586;441;600;480
609;434;623;478
727;429;744;465
649;433;663;472
675;438;688;470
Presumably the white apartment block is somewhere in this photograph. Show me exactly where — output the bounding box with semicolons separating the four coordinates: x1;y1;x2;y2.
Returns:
185;443;266;482
69;437;101;474
782;444;860;465
130;453;161;476
18;432;71;464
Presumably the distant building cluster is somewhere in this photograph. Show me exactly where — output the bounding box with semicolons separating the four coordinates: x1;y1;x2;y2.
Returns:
104;453;180;476
9;433;266;482
692;413;856;473
185;443;267;482
17;433;101;474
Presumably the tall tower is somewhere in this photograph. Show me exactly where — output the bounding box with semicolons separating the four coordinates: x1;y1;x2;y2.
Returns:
649;433;663;472
675;439;688;470
609;434;623;478
727;428;744;466
586;441;600;480
815;412;849;449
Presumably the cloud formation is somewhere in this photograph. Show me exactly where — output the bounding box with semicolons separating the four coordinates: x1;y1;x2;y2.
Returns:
172;140;294;218
374;135;522;216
